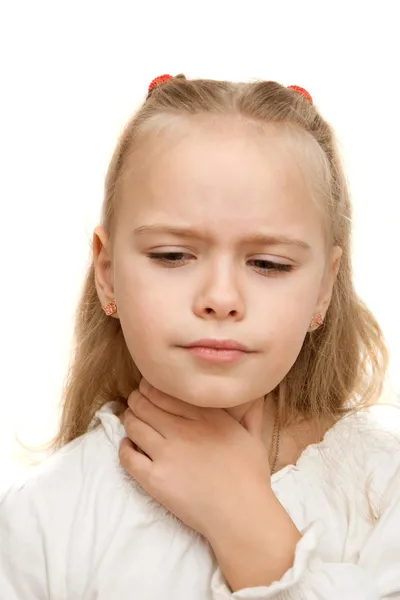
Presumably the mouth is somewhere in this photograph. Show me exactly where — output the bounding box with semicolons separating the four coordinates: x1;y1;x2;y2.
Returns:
184;339;252;352
181;339;253;365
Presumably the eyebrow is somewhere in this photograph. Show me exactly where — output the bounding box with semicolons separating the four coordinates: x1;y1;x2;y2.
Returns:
132;224;311;250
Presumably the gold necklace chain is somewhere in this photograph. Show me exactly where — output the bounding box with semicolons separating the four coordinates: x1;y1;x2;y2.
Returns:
269;404;281;476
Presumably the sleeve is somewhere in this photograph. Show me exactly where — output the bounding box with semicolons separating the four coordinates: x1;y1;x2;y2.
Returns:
0;480;50;599
211;465;400;600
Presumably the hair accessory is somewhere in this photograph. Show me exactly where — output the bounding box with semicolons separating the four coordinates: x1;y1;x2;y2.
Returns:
148;74;173;93
103;299;117;316
287;85;313;104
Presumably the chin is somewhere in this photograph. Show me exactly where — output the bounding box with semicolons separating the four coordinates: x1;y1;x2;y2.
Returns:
184;396;242;409
168;378;264;409
141;364;271;408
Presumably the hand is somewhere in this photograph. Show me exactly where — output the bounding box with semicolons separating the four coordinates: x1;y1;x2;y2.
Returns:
119;378;273;540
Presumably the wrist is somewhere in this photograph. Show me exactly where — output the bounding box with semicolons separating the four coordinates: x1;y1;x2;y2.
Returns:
207;488;301;591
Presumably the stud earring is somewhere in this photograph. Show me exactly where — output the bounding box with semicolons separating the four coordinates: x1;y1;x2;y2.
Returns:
309;313;324;330
103;299;117;316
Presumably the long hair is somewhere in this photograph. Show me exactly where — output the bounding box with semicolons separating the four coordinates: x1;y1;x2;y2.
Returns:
50;76;389;450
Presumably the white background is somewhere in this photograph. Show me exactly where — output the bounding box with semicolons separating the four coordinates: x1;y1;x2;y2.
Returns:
1;1;399;487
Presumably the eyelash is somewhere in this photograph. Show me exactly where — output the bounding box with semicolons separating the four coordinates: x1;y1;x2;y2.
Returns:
147;252;294;276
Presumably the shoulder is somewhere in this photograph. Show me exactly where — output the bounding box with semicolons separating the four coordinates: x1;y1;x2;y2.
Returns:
317;403;400;512
341;402;400;460
355;403;400;502
316;401;400;458
302;402;400;468
1;401;128;511
0;430;107;529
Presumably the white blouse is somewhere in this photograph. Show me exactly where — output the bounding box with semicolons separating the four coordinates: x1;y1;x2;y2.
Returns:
1;401;400;599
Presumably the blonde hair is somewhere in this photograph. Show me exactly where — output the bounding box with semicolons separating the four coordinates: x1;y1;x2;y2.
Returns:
51;76;389;450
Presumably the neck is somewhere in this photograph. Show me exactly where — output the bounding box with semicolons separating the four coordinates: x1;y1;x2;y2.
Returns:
224;399;258;423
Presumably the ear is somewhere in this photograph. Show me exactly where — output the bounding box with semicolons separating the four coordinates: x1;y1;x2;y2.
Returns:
93;226;117;317
314;245;343;316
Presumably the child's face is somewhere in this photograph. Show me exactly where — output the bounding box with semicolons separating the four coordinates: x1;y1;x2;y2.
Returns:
95;116;341;410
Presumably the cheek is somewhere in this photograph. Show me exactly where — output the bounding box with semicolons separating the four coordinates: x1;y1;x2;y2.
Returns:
272;312;308;354
118;303;164;377
263;280;318;362
114;269;175;363
261;317;310;391
119;292;167;343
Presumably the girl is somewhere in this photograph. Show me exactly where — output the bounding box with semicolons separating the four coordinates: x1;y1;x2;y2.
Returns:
1;74;399;599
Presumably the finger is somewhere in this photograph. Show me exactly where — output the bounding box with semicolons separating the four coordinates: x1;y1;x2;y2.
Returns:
128;390;183;437
138;378;201;420
241;397;265;439
119;436;153;484
123;408;164;458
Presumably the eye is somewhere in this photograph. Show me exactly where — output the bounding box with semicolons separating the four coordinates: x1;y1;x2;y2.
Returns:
147;252;191;266
248;259;294;275
147;253;294;276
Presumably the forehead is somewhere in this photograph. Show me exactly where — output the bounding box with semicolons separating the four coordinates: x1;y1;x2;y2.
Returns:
117;115;328;246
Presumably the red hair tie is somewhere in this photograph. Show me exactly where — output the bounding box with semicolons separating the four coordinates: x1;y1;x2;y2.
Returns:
148;74;173;92
148;76;313;105
287;85;313;104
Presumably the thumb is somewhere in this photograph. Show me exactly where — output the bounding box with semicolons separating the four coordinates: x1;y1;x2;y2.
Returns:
241;397;265;438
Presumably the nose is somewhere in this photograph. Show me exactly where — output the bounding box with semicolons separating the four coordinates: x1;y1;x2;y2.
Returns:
193;259;245;321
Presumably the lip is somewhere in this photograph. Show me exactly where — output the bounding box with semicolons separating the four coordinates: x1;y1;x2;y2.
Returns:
184;339;252;352
184;346;248;364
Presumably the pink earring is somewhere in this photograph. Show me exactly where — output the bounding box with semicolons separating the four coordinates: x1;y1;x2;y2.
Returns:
103;299;117;316
310;313;324;330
